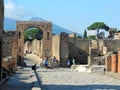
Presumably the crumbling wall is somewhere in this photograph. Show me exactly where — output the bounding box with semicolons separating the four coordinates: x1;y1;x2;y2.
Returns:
104;39;120;52
2;37;12;57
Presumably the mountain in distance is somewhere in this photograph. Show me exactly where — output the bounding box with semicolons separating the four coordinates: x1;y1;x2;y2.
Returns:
4;17;82;36
30;17;82;36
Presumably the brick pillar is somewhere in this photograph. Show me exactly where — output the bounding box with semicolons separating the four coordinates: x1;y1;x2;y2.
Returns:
118;53;120;74
111;54;118;73
60;32;69;67
106;56;111;71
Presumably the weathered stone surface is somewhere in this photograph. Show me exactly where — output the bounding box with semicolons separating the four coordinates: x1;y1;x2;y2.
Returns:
60;32;69;67
104;39;120;52
52;35;60;62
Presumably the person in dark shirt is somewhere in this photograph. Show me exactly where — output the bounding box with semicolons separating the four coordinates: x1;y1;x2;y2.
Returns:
32;64;37;71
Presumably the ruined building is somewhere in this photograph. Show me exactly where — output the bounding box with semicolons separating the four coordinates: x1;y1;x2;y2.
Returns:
52;33;90;67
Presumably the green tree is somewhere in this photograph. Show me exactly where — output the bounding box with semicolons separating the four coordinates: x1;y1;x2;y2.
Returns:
24;28;43;41
87;22;109;38
88;35;96;40
83;29;87;39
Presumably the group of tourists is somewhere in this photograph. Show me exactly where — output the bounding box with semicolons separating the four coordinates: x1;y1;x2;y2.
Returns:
32;56;76;71
39;56;57;68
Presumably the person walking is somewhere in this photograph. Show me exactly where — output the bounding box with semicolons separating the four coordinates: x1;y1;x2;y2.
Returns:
45;57;48;68
52;56;57;68
72;58;75;65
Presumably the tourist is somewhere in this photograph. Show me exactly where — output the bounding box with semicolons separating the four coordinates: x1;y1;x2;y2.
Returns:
52;56;57;68
67;58;70;67
45;57;49;68
72;58;75;65
32;64;37;71
103;68;106;75
42;59;45;68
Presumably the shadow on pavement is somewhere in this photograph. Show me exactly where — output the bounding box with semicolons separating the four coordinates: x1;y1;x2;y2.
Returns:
41;84;120;90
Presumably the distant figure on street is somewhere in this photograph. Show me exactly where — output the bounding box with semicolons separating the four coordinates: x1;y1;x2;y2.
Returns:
67;58;70;67
45;57;49;68
32;64;37;71
103;67;106;75
72;58;75;65
52;56;57;68
39;56;43;68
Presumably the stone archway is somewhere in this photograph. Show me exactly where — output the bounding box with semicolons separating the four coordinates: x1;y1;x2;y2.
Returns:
17;21;52;65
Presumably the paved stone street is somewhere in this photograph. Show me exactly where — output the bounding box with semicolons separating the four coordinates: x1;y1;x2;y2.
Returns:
37;68;120;90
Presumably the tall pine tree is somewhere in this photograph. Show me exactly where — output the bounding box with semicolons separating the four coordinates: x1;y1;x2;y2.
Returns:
83;29;87;39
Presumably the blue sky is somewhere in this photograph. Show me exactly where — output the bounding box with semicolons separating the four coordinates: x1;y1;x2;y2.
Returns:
4;0;120;35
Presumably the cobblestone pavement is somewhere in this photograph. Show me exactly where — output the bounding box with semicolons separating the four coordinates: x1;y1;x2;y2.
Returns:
37;68;120;90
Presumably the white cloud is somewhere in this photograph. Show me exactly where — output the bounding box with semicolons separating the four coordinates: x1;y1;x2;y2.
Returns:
5;0;33;20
